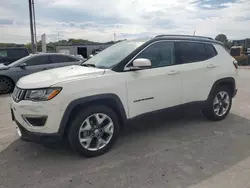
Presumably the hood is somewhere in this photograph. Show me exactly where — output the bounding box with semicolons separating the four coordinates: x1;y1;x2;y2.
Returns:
0;63;9;70
17;65;105;89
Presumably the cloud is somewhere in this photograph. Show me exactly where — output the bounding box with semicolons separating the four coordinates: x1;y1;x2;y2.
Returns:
0;0;249;43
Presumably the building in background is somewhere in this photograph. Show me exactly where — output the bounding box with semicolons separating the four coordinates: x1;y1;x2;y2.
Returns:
56;43;112;58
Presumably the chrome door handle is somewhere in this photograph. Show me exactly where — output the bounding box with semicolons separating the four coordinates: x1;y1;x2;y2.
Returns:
168;70;180;75
207;64;217;68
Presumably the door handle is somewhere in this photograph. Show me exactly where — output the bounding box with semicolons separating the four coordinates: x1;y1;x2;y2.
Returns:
168;70;180;75
207;64;217;68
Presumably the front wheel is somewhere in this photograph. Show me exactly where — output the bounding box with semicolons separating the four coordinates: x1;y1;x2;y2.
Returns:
203;87;232;121
68;105;120;157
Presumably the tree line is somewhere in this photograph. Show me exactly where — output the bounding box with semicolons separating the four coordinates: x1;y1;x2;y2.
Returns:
0;34;235;52
0;39;117;53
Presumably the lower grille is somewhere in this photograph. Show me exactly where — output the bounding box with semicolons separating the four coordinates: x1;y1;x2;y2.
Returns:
12;87;25;102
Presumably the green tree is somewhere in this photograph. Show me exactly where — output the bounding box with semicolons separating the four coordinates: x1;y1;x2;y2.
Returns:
215;34;228;43
215;34;232;49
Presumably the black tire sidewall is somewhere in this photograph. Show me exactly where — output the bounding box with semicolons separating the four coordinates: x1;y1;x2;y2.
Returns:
204;87;232;121
0;77;14;94
68;105;120;157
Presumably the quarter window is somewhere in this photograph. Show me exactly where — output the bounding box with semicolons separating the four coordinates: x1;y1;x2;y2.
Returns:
135;42;175;68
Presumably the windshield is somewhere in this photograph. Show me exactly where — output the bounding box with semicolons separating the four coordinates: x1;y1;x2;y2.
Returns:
8;55;32;67
83;39;147;68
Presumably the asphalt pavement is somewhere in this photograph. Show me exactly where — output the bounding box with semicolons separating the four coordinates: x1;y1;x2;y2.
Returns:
1;69;250;188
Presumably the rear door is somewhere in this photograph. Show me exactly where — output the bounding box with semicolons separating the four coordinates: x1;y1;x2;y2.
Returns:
49;54;80;68
175;41;219;103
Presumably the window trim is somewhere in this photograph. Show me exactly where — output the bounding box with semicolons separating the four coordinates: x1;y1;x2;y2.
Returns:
123;40;176;71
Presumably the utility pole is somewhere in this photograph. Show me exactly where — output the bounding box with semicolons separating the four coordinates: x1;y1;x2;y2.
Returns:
28;0;37;53
31;0;37;52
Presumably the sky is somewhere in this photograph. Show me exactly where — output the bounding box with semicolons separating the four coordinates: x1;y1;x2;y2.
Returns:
0;0;249;43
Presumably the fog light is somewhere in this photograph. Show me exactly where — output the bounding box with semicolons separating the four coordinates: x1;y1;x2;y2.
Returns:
22;116;47;127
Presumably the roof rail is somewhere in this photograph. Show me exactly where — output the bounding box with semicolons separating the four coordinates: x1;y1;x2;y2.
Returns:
154;34;214;40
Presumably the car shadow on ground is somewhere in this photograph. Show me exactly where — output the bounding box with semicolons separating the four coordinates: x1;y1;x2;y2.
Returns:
1;110;250;188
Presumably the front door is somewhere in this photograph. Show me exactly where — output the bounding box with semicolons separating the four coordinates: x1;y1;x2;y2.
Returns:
125;41;182;118
14;55;51;80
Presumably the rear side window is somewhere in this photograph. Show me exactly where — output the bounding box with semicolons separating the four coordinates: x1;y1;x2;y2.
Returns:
50;55;77;63
7;49;28;58
175;42;217;64
25;56;49;66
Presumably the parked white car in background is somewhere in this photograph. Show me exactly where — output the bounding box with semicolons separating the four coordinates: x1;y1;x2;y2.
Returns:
11;35;238;157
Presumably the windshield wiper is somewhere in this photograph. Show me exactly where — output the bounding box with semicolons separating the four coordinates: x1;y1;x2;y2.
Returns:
81;63;96;67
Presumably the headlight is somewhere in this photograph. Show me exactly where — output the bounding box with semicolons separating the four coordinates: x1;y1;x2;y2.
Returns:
24;87;62;101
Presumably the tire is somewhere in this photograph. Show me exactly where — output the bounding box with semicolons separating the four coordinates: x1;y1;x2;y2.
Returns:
202;86;232;121
68;105;120;157
0;76;14;94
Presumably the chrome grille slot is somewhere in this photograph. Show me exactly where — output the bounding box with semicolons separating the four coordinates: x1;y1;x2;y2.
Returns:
12;87;25;102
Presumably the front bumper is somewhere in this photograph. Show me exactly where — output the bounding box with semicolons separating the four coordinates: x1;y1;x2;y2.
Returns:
15;119;61;143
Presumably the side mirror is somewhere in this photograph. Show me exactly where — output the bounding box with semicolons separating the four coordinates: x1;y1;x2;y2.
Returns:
132;58;151;69
18;63;27;69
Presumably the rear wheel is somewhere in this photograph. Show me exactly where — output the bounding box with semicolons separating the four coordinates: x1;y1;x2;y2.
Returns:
0;77;14;94
68;105;120;157
203;87;232;121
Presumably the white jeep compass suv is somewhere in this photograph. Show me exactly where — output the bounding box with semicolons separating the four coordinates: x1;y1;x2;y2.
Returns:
11;35;238;157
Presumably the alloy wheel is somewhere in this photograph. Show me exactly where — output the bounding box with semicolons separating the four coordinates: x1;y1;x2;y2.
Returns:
78;113;114;151
213;91;230;117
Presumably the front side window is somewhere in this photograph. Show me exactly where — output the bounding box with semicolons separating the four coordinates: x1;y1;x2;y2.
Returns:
135;41;175;68
25;56;50;66
175;42;217;64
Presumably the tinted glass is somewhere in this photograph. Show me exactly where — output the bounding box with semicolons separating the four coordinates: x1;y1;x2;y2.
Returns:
136;42;175;68
7;49;28;58
230;48;241;56
0;50;7;58
68;56;79;62
25;56;49;66
50;55;74;63
205;44;217;58
175;42;217;64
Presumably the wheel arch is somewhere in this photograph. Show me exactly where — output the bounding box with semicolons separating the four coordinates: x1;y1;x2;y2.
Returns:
208;77;236;99
58;94;127;136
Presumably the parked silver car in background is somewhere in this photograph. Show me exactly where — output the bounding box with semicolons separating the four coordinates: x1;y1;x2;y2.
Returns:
0;53;83;94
